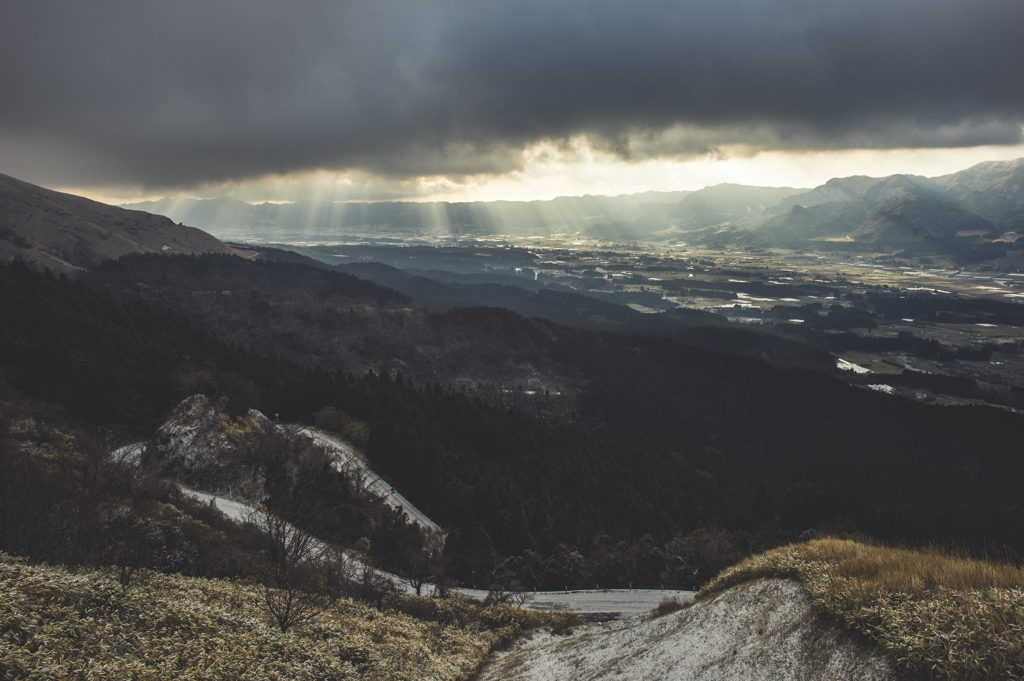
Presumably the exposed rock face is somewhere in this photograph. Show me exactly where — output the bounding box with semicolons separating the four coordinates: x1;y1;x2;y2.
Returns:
478;578;897;681
154;394;229;474
150;395;330;502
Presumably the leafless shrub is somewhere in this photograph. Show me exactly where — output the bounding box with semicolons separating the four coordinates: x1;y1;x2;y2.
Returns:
401;528;448;596
247;507;349;632
431;572;459;598
484;580;535;608
649;597;689;619
357;561;400;610
102;509;197;589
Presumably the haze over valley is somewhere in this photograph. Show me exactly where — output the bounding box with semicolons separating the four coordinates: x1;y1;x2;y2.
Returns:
122;158;1024;248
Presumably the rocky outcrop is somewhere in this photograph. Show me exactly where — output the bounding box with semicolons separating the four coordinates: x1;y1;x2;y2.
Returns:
151;394;277;498
154;395;229;474
478;578;897;681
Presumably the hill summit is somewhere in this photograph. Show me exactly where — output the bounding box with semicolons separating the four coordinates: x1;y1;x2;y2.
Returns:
0;173;239;271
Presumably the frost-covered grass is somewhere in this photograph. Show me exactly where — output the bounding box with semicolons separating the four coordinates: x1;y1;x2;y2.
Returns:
698;538;1024;680
0;553;579;680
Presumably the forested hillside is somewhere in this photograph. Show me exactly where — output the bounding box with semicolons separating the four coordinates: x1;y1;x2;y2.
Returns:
3;256;1024;590
0;261;725;587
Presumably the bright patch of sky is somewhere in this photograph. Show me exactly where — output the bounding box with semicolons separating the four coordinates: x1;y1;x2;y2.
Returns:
71;141;1024;206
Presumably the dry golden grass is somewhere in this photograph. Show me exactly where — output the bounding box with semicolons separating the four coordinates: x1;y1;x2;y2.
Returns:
698;538;1024;680
804;539;1024;598
386;593;580;636
0;553;578;681
648;597;690;619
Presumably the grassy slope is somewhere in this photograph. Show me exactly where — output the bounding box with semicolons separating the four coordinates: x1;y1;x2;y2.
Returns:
698;539;1024;680
0;554;578;681
0;173;238;272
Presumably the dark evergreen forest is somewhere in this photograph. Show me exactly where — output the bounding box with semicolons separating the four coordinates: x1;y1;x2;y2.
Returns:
3;257;1024;588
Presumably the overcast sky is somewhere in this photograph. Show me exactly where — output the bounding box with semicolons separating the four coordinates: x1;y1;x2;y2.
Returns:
1;0;1022;203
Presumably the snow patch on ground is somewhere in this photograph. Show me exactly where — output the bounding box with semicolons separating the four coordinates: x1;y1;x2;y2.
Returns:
111;442;145;465
150;396;439;531
181;488;254;527
526;589;694;620
181;486;424;596
836;358;871;374
157;396;693;617
179;487;690;616
299;428;441;532
478;578;896;681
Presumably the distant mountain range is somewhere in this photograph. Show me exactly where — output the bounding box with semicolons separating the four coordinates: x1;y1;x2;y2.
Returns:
123;158;1024;248
688;160;1023;246
0;172;237;270
732;161;1024;247
122;191;694;242
666;184;803;230
1;157;1019;270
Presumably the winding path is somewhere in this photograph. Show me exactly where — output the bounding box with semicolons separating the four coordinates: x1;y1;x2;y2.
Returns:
180;485;692;618
298;428;442;532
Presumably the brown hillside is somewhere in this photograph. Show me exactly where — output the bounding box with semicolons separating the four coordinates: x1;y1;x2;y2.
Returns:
0;173;241;270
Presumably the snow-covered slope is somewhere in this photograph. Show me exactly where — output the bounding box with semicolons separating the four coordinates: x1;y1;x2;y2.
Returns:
478;578;897;681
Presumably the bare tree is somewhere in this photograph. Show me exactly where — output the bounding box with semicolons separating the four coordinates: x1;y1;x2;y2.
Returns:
357;561;400;609
484;581;535;608
349;536;400;608
102;511;197;589
401;528;448;596
248;507;348;632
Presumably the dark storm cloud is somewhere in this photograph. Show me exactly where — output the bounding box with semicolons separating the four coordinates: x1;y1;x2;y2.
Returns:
1;0;1021;189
